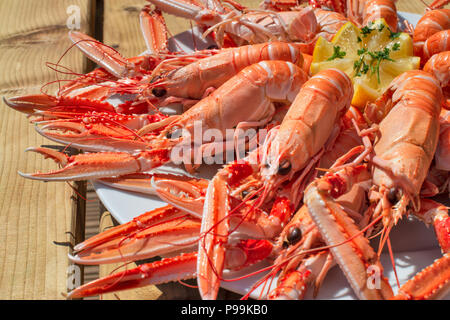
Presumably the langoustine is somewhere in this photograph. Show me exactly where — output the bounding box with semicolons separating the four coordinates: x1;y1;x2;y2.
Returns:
304;70;450;300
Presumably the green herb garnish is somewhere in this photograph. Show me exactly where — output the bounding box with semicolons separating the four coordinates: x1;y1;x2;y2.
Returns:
361;63;369;74
389;30;401;39
361;22;375;37
361;26;372;37
357;48;367;55
327;46;346;61
369;48;394;83
354;59;370;77
353;46;395;82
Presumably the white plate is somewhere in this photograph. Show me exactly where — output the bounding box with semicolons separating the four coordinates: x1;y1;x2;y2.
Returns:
92;12;450;300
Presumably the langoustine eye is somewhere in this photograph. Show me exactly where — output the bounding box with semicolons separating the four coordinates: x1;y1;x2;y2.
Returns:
387;187;400;205
277;160;291;175
152;87;167;97
282;226;302;248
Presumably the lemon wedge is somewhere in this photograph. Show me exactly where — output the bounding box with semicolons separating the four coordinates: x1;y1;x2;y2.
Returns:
311;19;420;108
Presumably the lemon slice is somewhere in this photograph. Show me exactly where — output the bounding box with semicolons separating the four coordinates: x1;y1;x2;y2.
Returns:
311;20;420;108
352;80;379;108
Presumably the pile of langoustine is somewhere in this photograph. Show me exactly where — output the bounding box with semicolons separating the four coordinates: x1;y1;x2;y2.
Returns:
5;0;450;300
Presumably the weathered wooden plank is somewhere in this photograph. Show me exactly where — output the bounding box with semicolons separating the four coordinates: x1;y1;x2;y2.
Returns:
397;1;426;14
103;1;148;59
0;0;93;299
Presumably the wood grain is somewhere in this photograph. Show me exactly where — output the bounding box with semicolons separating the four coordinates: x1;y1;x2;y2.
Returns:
0;0;93;299
397;1;427;14
103;1;147;58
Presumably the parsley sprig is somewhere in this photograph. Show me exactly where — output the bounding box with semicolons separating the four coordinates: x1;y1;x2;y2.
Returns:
353;48;369;77
361;21;399;40
361;26;373;38
389;30;401;39
327;46;346;61
368;48;395;82
353;43;400;83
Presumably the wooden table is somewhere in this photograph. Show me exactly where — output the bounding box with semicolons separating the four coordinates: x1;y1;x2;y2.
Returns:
0;0;440;300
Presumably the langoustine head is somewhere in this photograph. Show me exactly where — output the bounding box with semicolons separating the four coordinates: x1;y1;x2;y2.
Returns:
258;68;353;206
